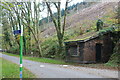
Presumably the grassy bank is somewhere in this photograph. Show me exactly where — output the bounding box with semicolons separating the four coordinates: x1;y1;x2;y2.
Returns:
0;57;2;79
3;52;66;65
1;58;36;78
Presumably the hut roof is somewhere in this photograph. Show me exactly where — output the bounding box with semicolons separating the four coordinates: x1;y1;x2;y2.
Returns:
64;26;118;43
65;31;99;43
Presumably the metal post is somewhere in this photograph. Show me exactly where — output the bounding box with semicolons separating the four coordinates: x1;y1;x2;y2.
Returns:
20;25;23;79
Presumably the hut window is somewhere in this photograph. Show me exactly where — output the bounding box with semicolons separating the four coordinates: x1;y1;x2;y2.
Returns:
68;45;78;56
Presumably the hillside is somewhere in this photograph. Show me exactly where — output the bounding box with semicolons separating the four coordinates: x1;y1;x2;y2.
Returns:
41;2;117;38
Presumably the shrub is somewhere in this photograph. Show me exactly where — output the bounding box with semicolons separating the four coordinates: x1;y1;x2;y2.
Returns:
41;37;59;58
8;46;19;54
106;39;120;67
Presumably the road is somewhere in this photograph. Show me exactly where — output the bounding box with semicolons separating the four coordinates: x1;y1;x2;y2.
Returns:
1;53;119;78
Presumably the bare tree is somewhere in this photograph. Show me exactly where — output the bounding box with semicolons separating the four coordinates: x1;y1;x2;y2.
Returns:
46;0;69;57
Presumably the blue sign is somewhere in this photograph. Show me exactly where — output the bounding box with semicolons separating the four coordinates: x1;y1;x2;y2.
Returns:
13;30;21;35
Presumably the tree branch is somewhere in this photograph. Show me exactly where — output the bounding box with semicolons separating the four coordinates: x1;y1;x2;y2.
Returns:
62;0;68;36
54;3;58;9
57;2;61;33
46;2;58;32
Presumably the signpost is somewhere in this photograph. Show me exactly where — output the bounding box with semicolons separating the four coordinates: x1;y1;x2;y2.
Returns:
13;30;21;35
20;25;23;80
13;25;23;80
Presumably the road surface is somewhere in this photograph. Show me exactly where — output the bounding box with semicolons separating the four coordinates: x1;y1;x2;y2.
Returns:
1;53;119;78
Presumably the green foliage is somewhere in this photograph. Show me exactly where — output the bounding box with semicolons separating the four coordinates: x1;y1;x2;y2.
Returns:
40;35;70;59
98;26;115;35
106;39;120;67
86;29;91;32
41;37;58;58
64;27;83;40
91;25;96;30
96;19;103;31
8;46;19;54
0;58;1;79
105;53;119;67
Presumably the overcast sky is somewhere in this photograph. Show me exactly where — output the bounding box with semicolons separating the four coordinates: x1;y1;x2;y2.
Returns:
40;0;83;18
61;0;83;7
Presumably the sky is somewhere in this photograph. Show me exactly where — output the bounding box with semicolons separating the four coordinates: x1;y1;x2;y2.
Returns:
40;0;83;18
61;0;83;7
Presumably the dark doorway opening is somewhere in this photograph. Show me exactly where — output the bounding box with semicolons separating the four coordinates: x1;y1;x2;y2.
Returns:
96;43;102;62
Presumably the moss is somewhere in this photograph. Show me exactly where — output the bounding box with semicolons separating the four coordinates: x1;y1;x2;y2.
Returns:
65;31;97;42
65;35;94;42
65;25;118;42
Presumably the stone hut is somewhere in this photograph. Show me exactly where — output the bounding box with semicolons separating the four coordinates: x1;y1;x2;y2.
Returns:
64;30;117;63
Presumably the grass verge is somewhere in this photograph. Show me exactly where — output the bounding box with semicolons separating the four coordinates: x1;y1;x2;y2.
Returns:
3;52;66;65
1;58;36;78
0;57;2;79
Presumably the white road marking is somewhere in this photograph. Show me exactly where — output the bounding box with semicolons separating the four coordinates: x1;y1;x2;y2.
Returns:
40;65;45;68
63;65;68;67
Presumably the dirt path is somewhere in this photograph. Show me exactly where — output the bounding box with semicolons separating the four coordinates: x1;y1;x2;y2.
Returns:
1;53;119;79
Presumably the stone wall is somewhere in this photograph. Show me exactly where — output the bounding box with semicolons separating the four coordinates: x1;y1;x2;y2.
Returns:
83;40;96;62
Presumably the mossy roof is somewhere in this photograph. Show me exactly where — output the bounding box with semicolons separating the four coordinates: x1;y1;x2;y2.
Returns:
64;31;98;43
64;26;119;43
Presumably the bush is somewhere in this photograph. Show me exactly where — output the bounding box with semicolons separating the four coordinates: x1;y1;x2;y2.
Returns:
106;39;120;67
86;29;91;32
41;37;59;58
7;46;19;54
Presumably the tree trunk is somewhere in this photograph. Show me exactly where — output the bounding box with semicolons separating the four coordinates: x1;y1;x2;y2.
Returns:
36;41;42;57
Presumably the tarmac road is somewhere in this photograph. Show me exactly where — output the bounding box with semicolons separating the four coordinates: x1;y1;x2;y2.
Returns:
1;53;119;79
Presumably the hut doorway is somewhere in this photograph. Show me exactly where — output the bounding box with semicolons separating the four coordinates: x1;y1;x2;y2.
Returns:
96;43;102;62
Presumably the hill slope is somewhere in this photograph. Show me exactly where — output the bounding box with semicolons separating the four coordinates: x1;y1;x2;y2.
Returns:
41;2;117;38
